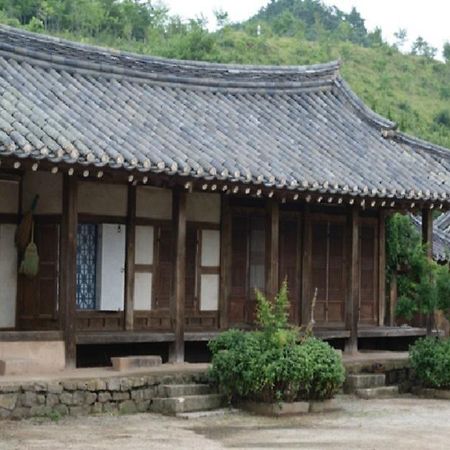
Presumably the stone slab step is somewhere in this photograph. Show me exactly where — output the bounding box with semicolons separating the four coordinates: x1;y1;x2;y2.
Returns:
344;373;386;392
150;394;224;415
355;385;399;399
176;408;238;419
0;358;35;376
158;384;212;397
110;355;162;371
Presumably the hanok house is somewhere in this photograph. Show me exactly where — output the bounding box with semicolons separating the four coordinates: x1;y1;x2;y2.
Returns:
1;26;450;371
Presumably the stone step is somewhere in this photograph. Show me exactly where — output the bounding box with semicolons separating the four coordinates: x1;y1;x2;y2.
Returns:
0;358;36;376
158;384;212;397
110;355;162;371
150;394;224;415
344;373;386;392
355;385;399;400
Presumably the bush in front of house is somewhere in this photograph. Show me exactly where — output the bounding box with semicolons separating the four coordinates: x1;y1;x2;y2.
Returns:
410;337;450;389
208;281;345;403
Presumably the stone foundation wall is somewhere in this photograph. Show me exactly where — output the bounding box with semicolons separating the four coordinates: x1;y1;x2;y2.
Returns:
0;371;208;420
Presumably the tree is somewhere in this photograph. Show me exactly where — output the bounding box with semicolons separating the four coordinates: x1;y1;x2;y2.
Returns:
443;42;450;63
394;28;407;50
411;36;437;59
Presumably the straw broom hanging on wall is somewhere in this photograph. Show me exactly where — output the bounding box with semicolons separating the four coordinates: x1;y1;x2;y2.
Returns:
16;195;40;278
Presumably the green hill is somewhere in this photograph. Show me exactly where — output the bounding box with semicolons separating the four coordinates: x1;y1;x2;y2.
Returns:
1;0;449;149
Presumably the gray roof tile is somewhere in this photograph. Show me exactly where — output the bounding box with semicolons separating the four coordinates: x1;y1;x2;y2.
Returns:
0;25;450;201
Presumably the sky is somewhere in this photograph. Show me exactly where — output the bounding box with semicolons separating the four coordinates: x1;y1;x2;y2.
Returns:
161;0;450;56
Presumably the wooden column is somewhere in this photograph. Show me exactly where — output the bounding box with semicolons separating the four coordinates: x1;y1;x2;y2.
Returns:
422;208;433;334
378;210;386;326
345;207;359;354
219;195;231;330
422;208;433;259
169;190;186;363
124;185;136;331
301;206;312;326
265;199;280;299
60;175;78;368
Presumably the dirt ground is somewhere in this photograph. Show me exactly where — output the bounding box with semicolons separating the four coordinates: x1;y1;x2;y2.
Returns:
1;395;449;450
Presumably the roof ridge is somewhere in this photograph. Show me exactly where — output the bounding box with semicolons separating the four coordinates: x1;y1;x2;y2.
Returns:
0;24;340;88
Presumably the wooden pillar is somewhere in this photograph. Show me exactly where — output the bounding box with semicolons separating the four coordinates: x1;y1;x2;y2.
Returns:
124;185;136;331
422;208;433;259
265;199;279;299
219;195;231;330
378;210;386;326
422;208;433;334
301;206;312;326
345;207;359;354
169;190;186;363
60;175;78;368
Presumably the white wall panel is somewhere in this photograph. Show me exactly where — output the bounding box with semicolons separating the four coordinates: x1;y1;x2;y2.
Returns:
201;229;220;267
134;272;152;310
96;224;126;311
200;274;219;311
136;186;172;220
0;224;17;328
79;182;127;216
135;226;154;265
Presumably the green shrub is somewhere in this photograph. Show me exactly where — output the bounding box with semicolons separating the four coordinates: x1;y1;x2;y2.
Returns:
410;337;450;389
299;337;345;400
208;281;345;403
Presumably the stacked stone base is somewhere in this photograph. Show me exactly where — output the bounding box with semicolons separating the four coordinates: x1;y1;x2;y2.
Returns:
0;372;208;420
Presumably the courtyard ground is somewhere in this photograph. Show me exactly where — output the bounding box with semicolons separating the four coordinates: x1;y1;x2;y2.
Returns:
0;395;449;450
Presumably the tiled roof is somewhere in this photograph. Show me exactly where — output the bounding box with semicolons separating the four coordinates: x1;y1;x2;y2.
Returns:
411;215;450;262
1;25;450;203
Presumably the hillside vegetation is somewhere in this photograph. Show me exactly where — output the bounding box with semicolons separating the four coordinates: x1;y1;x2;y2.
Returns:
0;0;449;149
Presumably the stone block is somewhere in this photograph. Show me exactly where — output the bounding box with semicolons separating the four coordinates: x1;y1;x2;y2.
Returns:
46;394;60;408
10;407;31;420
0;383;20;393
131;377;146;388
118;400;137;415
111;355;162;372
30;405;52;417
98;392;112;403
131;389;146;402
0;393;18;411
112;392;130;401
106;378;121;391
103;402;118;414
62;380;78;391
73;391;97;406
20;391;37;407
136;400;150;412
36;394;46;405
60;392;74;406
86;379;106;391
69;406;90;416
142;387;157;400
54;404;69;416
120;378;132;392
47;382;63;394
91;402;103;414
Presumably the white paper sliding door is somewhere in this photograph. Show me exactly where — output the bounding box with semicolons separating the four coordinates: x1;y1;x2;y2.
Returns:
134;225;154;310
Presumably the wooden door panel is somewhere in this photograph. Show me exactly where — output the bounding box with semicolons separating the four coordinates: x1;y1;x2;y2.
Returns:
153;226;173;310
311;219;346;325
17;222;59;330
359;224;378;324
279;216;300;323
